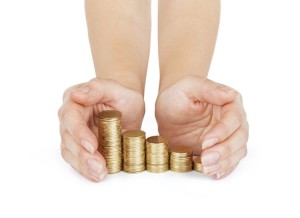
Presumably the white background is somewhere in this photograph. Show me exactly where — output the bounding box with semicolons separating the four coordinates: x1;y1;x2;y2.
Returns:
0;0;299;217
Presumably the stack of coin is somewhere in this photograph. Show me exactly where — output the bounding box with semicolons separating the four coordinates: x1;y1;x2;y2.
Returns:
98;110;122;174
146;136;169;173
193;156;202;173
123;130;146;173
169;146;193;173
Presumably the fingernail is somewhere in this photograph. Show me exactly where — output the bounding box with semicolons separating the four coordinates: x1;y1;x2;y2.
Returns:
99;172;107;180
203;164;220;174
202;151;220;165
88;169;101;180
81;140;94;153
74;87;89;95
216;172;225;179
221;86;235;93
202;137;218;150
87;158;103;175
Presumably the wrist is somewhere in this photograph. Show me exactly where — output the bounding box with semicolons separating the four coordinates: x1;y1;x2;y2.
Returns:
96;70;145;95
159;73;207;94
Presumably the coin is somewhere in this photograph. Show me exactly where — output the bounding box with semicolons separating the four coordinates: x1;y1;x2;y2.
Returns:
123;130;146;173
193;156;202;173
98;110;122;174
146;136;169;173
169;146;193;173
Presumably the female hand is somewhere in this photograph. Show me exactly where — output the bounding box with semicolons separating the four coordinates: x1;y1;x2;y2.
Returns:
156;76;248;179
58;78;145;182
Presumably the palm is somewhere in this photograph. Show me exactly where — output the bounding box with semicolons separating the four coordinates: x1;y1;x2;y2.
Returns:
81;83;145;138
155;78;220;155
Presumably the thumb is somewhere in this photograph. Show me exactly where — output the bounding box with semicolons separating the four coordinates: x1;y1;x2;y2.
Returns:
71;78;120;106
188;77;237;105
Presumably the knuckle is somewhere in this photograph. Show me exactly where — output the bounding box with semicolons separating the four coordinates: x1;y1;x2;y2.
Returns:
241;125;249;142
58;105;69;123
60;106;83;130
78;148;87;165
59;125;65;136
88;78;100;88
244;120;249;131
58;105;69;122
61;147;68;162
219;120;230;138
225;158;232;169
57;107;61;119
237;110;244;122
72;124;85;142
220;143;232;158
233;90;242;101
63;84;80;100
63;88;72;101
242;147;248;158
62;83;83;101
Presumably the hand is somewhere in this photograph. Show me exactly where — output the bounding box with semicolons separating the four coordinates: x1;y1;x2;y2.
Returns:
155;76;248;179
58;78;145;182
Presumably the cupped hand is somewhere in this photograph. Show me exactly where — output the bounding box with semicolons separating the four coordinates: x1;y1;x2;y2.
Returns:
155;76;248;179
58;78;145;182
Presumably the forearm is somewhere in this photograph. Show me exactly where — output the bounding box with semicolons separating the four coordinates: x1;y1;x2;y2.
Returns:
158;0;220;92
85;0;151;94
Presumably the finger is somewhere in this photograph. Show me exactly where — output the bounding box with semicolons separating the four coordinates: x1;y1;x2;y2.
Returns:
71;78;122;106
61;146;99;182
201;125;248;166
59;104;98;154
214;164;238;180
61;144;108;182
61;144;79;171
202;101;247;150
62;83;83;102
61;130;105;164
183;76;238;106
203;147;247;176
61;131;107;177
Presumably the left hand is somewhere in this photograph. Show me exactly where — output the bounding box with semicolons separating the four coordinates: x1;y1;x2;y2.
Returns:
155;75;249;179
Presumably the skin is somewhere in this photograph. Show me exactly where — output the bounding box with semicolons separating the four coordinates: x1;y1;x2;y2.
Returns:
58;79;145;182
59;0;150;182
85;0;151;94
157;0;248;179
58;0;248;182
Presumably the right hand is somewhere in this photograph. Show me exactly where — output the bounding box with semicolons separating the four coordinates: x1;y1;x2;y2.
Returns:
58;78;145;182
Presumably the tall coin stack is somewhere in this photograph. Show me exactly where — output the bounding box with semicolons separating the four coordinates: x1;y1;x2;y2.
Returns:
193;156;202;173
169;146;193;173
98;110;122;174
123;130;146;173
146;136;169;173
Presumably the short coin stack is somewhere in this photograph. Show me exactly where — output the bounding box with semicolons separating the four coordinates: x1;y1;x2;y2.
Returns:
98;110;122;174
123;130;146;173
169;146;193;173
193;156;202;173
146;136;169;173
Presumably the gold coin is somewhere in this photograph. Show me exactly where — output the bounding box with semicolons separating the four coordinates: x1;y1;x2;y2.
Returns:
98;110;122;174
193;156;202;173
147;136;168;144
98;110;122;119
146;164;169;173
169;146;193;156
146;136;169;173
123;164;145;173
169;146;193;173
123;130;146;173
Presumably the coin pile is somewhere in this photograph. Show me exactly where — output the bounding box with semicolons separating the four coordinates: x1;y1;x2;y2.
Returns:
123;130;146;173
169;146;193;173
98;110;122;174
193;156;202;173
146;136;169;173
